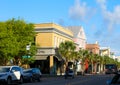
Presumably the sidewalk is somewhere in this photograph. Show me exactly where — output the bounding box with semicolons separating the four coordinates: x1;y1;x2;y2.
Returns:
42;73;95;78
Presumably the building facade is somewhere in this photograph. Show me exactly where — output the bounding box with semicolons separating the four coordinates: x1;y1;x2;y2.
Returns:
33;23;73;75
86;42;100;54
85;42;100;73
100;47;110;57
67;26;86;74
67;26;86;50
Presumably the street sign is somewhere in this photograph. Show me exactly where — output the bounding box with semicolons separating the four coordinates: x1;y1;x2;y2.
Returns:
22;55;31;58
28;56;31;58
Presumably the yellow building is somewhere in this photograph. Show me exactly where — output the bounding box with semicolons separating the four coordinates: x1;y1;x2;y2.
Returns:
33;23;73;75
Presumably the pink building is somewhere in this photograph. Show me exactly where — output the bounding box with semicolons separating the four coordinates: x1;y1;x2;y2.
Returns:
67;26;86;50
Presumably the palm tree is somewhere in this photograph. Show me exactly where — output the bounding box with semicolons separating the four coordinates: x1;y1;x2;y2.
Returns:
94;54;100;73
103;55;112;71
88;53;94;73
58;41;76;69
69;51;80;74
78;49;90;73
99;55;104;73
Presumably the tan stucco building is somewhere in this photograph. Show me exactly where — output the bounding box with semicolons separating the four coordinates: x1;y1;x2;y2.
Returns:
86;42;100;54
33;23;73;75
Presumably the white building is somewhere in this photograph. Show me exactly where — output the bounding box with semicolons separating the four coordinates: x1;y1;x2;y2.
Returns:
100;47;111;57
100;47;116;60
116;56;120;62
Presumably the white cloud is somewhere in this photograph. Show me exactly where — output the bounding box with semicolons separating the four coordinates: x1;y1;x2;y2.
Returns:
69;0;94;21
97;0;120;31
97;0;106;10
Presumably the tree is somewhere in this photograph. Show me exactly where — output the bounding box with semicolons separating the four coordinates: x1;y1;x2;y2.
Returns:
78;49;90;73
0;22;12;65
0;18;36;65
58;41;76;66
93;54;100;73
87;52;94;73
99;55;104;73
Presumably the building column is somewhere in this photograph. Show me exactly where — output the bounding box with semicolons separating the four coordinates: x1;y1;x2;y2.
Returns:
49;55;54;75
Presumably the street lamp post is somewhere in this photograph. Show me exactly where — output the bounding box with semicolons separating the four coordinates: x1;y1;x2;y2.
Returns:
26;44;30;51
26;44;30;58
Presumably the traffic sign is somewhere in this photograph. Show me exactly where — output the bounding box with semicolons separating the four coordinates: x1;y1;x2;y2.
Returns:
22;55;31;58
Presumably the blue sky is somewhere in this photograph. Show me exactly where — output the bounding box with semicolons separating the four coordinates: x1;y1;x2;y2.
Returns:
0;0;120;56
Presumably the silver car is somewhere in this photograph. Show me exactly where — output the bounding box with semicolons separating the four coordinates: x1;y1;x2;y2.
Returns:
0;66;23;85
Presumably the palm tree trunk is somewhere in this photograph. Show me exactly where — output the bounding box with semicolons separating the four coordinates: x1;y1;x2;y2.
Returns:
94;63;97;74
100;64;103;73
91;62;94;73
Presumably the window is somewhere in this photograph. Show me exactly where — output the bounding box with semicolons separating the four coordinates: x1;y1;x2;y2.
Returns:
11;67;20;72
54;36;57;47
0;67;10;72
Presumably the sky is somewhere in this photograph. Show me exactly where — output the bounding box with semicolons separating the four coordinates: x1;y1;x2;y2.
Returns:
0;0;120;56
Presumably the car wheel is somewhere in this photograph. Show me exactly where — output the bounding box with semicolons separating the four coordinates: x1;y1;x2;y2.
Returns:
7;77;11;85
29;77;33;82
19;76;23;84
38;76;41;82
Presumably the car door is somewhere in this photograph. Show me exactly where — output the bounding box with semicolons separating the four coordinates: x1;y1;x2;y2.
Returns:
11;67;21;80
32;69;39;79
35;69;41;78
32;69;36;79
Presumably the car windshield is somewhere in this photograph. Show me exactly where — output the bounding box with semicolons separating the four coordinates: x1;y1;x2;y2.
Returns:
0;67;10;72
106;65;117;69
24;69;32;73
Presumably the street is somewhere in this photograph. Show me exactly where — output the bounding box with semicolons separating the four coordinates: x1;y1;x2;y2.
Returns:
22;74;114;85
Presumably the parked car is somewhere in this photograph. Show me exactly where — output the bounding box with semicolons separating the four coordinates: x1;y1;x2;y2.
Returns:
105;64;118;74
106;73;120;85
23;68;42;82
64;68;74;79
0;66;23;85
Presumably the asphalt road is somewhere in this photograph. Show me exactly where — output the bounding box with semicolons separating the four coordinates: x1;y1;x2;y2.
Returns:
22;74;114;85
